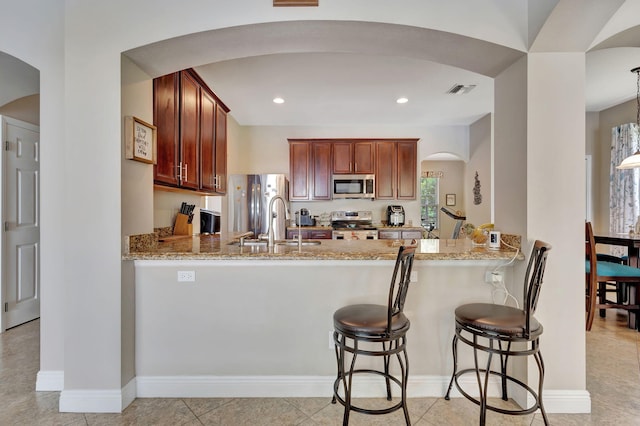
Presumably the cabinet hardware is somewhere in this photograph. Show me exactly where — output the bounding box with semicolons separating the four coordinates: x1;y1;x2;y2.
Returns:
4;141;10;151
183;163;188;182
176;162;188;182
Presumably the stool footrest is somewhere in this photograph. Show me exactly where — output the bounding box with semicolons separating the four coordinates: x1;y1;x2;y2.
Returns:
452;368;543;417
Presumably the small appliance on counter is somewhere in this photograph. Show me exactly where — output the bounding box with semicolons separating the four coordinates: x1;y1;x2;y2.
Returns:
295;208;316;226
200;209;220;234
386;205;405;226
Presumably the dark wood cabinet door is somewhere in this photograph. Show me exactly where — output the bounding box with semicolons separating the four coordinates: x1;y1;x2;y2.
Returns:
153;73;180;186
289;141;310;200
214;105;227;194
396;141;417;199
353;141;374;173
179;71;200;189
312;142;332;200
332;142;352;173
375;141;396;199
310;230;332;239
199;90;216;192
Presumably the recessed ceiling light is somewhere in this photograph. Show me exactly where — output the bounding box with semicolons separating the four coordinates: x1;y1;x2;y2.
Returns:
273;97;285;104
396;97;408;104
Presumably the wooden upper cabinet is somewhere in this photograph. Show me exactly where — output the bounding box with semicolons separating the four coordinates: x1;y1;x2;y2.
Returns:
396;141;417;200
289;141;311;200
179;71;200;189
214;105;227;194
312;142;332;200
199;90;216;192
332;142;352;173
153;72;180;186
375;139;417;200
353;141;374;173
291;138;415;201
153;68;229;194
332;141;374;174
289;140;332;201
375;141;396;200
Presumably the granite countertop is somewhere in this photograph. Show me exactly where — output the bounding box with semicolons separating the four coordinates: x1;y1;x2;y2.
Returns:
124;233;524;261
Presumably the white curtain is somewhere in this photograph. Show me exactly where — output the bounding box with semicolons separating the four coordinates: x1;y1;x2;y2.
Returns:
610;123;640;240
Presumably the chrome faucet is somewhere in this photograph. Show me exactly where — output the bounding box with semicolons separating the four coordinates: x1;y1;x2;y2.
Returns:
266;195;288;247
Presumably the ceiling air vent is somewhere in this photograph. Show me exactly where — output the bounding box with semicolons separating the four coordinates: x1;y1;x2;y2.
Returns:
447;84;476;95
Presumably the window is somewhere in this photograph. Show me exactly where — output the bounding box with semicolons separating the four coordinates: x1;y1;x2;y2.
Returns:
421;177;439;229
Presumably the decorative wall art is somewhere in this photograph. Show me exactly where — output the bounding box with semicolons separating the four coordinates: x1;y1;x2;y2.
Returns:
473;171;482;205
446;193;456;206
125;116;157;164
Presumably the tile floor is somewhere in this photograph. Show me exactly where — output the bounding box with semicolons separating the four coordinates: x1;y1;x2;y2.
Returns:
1;313;639;425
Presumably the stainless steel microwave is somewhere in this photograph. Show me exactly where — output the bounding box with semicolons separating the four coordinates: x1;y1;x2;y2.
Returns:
332;174;375;199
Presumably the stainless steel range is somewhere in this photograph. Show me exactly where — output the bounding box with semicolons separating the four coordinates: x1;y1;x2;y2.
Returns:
331;210;378;240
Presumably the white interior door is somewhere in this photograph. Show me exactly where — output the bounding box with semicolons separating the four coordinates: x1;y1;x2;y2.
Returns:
2;116;40;330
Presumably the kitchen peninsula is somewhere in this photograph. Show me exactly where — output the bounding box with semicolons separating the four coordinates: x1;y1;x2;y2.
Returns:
125;234;525;399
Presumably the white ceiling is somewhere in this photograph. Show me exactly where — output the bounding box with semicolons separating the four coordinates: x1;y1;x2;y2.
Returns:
4;4;640;128
124;16;640;128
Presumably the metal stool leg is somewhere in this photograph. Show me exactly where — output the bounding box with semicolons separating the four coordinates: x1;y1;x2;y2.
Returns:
534;346;549;425
444;333;458;400
399;338;411;425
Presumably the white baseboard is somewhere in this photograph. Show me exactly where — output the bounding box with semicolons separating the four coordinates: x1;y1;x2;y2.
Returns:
135;374;591;413
36;370;64;391
58;379;138;413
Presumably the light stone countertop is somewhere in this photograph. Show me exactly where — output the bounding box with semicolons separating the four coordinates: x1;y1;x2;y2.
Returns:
124;234;524;261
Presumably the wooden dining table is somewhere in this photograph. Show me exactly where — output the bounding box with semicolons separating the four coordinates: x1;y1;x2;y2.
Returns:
594;232;640;267
594;232;640;329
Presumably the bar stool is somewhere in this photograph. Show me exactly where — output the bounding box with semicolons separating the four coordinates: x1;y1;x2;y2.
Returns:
331;244;416;425
444;240;552;425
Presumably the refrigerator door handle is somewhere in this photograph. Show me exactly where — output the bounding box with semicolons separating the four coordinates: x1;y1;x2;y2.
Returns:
252;182;261;233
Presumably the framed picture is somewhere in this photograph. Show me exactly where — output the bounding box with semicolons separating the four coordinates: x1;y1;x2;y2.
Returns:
446;193;456;206
125;116;156;164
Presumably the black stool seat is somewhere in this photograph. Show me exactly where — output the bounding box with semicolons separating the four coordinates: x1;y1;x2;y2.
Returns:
454;303;542;337
332;245;416;425
334;304;410;336
445;240;551;426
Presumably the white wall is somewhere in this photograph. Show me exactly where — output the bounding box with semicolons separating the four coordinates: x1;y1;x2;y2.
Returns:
0;0;67;390
527;52;586;392
465;114;492;226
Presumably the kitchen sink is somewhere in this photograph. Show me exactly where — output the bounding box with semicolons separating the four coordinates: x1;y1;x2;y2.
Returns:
228;239;267;246
275;239;322;246
228;239;321;246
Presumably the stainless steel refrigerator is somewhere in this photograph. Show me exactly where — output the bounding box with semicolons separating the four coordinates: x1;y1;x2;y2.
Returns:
228;174;290;240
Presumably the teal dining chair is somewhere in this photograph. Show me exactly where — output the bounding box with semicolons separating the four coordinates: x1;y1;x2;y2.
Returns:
585;222;640;331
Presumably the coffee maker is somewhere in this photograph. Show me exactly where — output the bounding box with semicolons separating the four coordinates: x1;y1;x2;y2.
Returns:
386;205;405;226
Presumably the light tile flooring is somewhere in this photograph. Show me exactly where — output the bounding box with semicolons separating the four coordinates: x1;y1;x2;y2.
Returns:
1;313;639;425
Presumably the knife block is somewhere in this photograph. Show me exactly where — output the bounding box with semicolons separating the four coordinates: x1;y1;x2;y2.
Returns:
173;213;193;236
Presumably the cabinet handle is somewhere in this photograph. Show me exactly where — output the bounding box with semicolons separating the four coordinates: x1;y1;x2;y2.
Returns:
183;163;188;182
176;161;183;181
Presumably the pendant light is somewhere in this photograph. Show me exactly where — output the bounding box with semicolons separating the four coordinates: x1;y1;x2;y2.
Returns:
617;67;640;169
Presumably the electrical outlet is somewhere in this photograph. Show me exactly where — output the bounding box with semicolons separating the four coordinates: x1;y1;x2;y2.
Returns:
485;271;503;283
410;272;418;282
329;331;334;350
177;270;195;282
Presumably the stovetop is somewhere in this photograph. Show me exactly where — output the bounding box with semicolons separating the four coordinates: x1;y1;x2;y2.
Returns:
330;210;375;230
